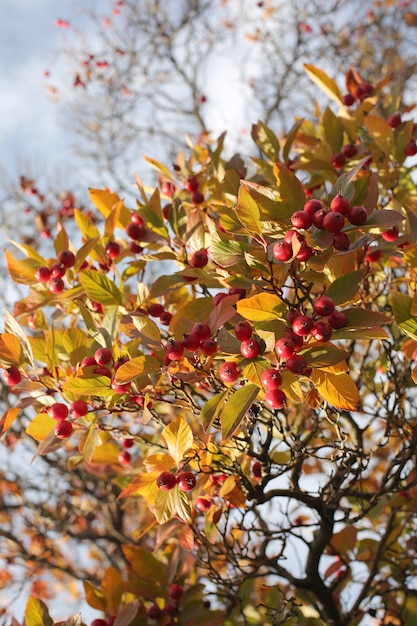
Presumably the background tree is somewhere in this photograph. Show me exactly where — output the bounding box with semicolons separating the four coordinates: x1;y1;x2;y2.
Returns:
2;62;417;626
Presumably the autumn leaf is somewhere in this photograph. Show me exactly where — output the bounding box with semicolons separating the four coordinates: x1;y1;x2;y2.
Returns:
311;371;360;411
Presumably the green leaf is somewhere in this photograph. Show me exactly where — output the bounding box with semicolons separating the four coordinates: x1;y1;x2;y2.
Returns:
251;120;280;161
391;292;417;340
326;269;366;305
25;596;53;626
220;384;259;439
137;187;169;239
200;391;227;432
80;269;123;305
323;107;343;153
237;293;285;322
303;64;342;104
343;307;391;328
209;240;249;267
239;180;286;223
114;355;161;384
122;545;167;584
300;342;348;368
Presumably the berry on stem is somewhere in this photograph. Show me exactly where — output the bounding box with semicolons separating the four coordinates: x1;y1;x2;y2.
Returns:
240;338;260;359
264;389;287;410
219;362;240;384
3;367;21;386
156;472;177;491
313;295;335;317
275;337;295;359
234;320;252;341
94;347;113;365
177;472;196;492
54;420;73;439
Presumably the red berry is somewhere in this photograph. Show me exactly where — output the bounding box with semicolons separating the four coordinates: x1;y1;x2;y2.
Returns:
184;176;199;192
342;93;355;106
182;333;201;352
48;402;69;421
94;366;112;378
273;241;292;262
285;354;308;374
260;368;282;390
111;379;132;394
50;262;66;278
3;367;21;386
47;277;65;293
195;497;212;511
168;583;184;600
70;400;89;418
121;438;134;449
381;226;399;242
34;266;51;282
235;321;253;341
161;182;175;197
118;450;131;465
191;191;205;204
200;337;217;356
162;203;171;220
165;339;184;361
131;213;144;226
213;292;227;306
328;311;348;329
219;362;240;384
81;356;97;368
387;113;401;128
292;315;313;336
347;205;367;225
252;461;262;478
190;249;208;268
342;143;358;159
332;232;351;251
313;295;335;317
191;323;211;342
240;338;260;359
129;242;143;254
323;211;345;233
291;210;312;230
331;153;346;169
275;337;295;359
330;195;350;215
148;302;165;317
311;321;333;342
91;620;107;626
160;311;172;325
295;243;312;262
365;249;382;263
54;420;73;439
106;241;120;259
57;250;76;268
177;472;196;492
287;310;301;324
156;471;177;491
126;221;145;240
94;347;113;365
303;199;323;216
405;139;417;157
284;230;305;245
312;208;328;230
264;388;287;410
147;604;162;620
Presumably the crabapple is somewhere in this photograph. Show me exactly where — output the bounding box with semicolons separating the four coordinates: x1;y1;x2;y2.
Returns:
291;210;313;230
261;368;282;390
148;302;164;317
34;266;51;282
313;295;335;317
106;241;120;259
219;362;240;383
347;205;367;225
381;226;399;242
285;354;308;374
311;321;333;342
323;211;345;233
57;250;76;268
273;241;292;262
330;195;350;215
54;420;73;439
177;472;196;492
275;337;295;359
118;450;131;465
190;249;208;268
200;338;217;356
165;339;184;361
156;472;177;491
387;113;401;128
48;403;69;421
191;322;211;342
240;338;260;359
303;199;323;216
328;311;348;329
292;315;313;336
234;320;252;341
330;153;346;169
264;389;287;410
332;232;350;251
94;347;113;365
47;277;65;293
3;367;21;386
70;400;89;418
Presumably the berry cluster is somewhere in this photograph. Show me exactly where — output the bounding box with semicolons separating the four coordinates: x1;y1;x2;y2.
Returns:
156;470;197;492
34;249;76;294
165;322;217;362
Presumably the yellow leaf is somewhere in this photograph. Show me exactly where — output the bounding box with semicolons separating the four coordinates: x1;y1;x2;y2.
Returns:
26;413;55;441
303;64;342;104
90;442;120;464
0;407;20;434
118;472;160;503
114;355;161;384
236;184;263;238
237;293;285;322
0;333;24;367
89;188;121;218
143;453;176;473
162;415;194;465
311;371;360;411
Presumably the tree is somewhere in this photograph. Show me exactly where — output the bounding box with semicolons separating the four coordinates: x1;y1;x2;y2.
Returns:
2;64;417;626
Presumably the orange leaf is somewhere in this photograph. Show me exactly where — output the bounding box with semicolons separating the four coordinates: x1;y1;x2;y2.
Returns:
311;371;360;411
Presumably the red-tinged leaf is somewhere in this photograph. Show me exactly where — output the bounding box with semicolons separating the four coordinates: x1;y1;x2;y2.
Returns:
80;269;123;305
330;525;357;556
220;384;259;440
122;545;167;583
114;355;161;384
26;413;55;441
163;415;194;465
236;181;263;238
311;371;360;411
343;307;391;328
5;249;38;285
118;472;160;502
364;209;404;230
154;486;192;524
62;376;113;397
178;525;195;551
237;292;285;322
326;269;366;306
304;64;342;104
207;294;240;332
299;343;348;368
200;391;227;432
143;453;176;473
101;566;124;616
24;596;53;626
113;601;139;626
0;407;20;435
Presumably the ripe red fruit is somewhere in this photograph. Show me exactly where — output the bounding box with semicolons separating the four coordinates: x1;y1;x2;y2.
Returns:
182;333;201;352
313;295;335;317
168;583;184;600
160;311;173;325
328;310;348;329
285;354;308;374
126;221;145;240
161;181;175;197
219;362;240;383
261;368;282;390
94;347;113;365
121;438;134;449
195;497;212;511
342;143;358;159
156;471;177;491
381;226;399;242
118;450;131;465
94;366;112;378
54;420;73;439
48;403;69;421
286;330;304;350
47;277;65;293
264;388;287;410
34;266;51;282
70;400;89;418
235;321;253;341
291;210;313;230
387;113;402;128
106;241;120;259
240;338;260;359
81;356;97;368
191;323;211;342
129;242;143;254
162;203;171;220
365;249;382;263
190;249;208;268
303;199;323;216
292;315;313;336
50;262;66;278
330;153;346;169
287;310;301;324
148;302;165;317
275;337;295;359
347;205;367;225
3;367;21;386
284;229;305;245
177;472;196;492
200;337;217;356
311;321;333;342
273;241;292;262
332;232;351;251
312;208;328;229
57;249;76;268
191;191;205;204
213;292;227;306
147;604;162;620
91;620;107;626
342;93;355;107
405;139;417;157
323;211;345;233
295;243;313;262
184;176;199;192
111;379;132;394
165;339;184;361
252;461;262;478
330;195;350;216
